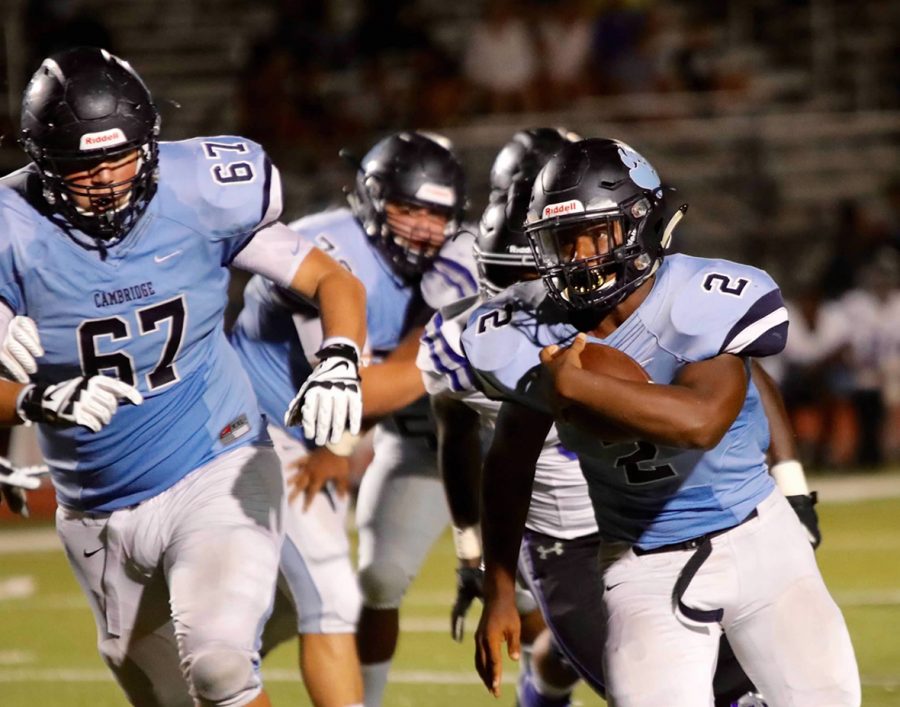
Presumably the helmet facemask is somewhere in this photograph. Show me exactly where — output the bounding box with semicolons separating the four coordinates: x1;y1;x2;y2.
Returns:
30;138;159;244
528;194;661;312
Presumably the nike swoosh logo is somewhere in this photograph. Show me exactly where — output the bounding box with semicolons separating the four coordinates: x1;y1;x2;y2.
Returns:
605;582;624;592
154;249;183;263
83;547;104;557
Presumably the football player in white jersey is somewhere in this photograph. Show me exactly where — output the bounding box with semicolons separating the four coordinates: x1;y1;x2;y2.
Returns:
0;48;366;706
464;138;859;706
231;132;477;707
421;128;588;706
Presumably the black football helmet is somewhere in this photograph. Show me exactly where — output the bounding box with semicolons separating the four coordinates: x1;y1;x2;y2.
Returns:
19;47;160;244
475;128;579;295
525;138;687;312
347;131;466;280
488;127;581;202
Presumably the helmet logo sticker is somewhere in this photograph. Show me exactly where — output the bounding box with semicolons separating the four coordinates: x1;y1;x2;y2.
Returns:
542;199;584;219
79;128;127;150
617;146;660;190
414;182;456;207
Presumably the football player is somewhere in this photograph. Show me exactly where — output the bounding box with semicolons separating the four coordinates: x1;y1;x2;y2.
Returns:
421;131;823;707
229;131;476;707
0;47;366;707
421;128;590;707
464;138;860;706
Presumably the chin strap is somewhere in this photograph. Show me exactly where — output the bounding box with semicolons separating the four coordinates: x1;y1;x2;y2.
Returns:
660;203;689;249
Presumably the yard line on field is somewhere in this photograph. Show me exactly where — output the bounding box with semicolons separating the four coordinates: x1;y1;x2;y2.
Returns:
6;593;85;610
0;576;35;600
0;667;895;689
815;472;900;502
0;667;516;685
0;651;35;666
835;588;900;606
0;528;60;554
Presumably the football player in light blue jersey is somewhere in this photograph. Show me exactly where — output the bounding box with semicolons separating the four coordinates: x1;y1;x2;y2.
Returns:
0;48;367;707
465;138;860;706
229;131;477;707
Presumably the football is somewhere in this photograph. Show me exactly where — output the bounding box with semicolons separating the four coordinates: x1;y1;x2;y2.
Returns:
562;342;651;442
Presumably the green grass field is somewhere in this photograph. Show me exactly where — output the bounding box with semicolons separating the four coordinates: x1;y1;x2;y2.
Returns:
1;492;899;706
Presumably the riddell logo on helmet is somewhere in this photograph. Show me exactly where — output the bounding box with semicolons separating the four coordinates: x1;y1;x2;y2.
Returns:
79;128;127;150
542;200;584;219
415;182;456;207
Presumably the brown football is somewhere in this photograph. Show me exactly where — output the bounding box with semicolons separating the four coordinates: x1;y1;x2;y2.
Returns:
562;342;651;442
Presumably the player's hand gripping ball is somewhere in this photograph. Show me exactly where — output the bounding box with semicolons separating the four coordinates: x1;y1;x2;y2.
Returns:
556;340;651;442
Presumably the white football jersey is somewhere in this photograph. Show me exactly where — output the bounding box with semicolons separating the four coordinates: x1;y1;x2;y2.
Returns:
418;294;598;539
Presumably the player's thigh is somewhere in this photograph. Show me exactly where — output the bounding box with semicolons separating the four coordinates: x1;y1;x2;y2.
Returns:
57;507;190;706
520;530;607;696
355;431;449;575
282;491;361;634
601;545;720;707
164;445;285;651
724;491;860;706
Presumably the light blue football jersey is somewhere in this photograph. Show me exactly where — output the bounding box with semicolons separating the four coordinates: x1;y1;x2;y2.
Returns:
461;254;789;549
230;207;478;443
0;136;281;511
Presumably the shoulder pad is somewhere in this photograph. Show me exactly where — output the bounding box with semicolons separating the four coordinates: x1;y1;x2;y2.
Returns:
666;256;788;359
421;230;479;310
158;137;282;243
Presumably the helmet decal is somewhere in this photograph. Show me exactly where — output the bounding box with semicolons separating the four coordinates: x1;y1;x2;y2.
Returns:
617;145;661;191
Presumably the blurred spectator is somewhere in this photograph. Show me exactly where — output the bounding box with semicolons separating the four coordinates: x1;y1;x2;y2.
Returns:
590;0;648;94
463;0;539;114
820;199;891;299
534;0;595;109
776;281;856;469
837;250;900;466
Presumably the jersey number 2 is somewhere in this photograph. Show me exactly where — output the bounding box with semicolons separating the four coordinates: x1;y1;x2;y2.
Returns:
615;441;677;485
77;296;187;391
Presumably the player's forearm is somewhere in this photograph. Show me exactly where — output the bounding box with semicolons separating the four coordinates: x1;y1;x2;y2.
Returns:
750;360;798;463
555;367;736;449
359;330;427;418
313;269;366;350
432;394;483;529
481;403;548;596
0;380;26;426
481;449;532;597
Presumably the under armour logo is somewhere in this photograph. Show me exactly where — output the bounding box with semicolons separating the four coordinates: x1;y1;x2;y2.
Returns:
535;542;564;560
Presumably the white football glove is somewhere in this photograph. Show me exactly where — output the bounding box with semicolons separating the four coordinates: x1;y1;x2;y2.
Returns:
284;342;362;447
18;376;144;433
0;458;48;517
0;316;44;383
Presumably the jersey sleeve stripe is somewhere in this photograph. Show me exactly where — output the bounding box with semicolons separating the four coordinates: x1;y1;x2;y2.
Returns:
721;289;786;354
422;315;476;392
259;160;283;227
434;256;478;297
723;307;789;355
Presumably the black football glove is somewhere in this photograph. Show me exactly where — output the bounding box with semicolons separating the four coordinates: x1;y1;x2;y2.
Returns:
787;491;821;549
0;457;47;517
451;564;484;642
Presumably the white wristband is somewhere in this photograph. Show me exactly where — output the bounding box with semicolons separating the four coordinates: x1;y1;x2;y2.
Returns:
771;460;810;496
452;525;482;561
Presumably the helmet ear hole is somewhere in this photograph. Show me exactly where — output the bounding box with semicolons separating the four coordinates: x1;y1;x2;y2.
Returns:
364;175;382;200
